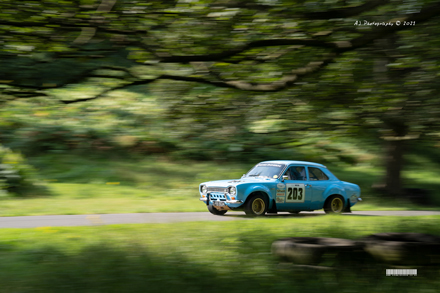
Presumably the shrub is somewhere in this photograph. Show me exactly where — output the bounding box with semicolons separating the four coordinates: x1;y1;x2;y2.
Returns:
0;145;45;197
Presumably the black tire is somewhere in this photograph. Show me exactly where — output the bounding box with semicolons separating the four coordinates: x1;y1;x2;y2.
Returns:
324;195;345;214
244;194;268;216
208;204;227;216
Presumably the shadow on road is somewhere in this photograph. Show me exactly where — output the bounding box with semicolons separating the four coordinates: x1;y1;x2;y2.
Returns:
222;212;376;218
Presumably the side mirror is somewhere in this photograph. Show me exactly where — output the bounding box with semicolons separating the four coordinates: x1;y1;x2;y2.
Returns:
282;175;289;182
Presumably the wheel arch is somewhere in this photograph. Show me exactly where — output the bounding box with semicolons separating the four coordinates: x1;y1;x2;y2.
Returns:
323;184;347;200
322;184;347;206
323;194;346;210
243;185;273;209
244;190;271;208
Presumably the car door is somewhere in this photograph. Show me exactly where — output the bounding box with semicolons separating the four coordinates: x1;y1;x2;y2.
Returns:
307;166;332;210
276;165;311;211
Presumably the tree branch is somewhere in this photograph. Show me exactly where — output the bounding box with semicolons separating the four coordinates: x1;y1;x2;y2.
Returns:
73;0;117;44
303;0;391;19
59;55;336;104
0;19;148;36
158;39;336;63
4;0;440;101
153;1;440;70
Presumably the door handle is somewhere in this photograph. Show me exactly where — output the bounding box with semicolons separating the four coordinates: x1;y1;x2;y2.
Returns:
305;184;312;188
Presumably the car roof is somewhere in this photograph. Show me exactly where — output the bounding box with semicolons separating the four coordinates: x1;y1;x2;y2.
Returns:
260;160;327;168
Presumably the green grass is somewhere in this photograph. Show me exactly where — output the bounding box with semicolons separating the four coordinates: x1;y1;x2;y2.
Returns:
0;154;251;216
0;216;439;292
0;153;439;216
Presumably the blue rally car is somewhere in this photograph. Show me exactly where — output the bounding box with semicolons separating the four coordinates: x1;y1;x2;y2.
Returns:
199;160;361;216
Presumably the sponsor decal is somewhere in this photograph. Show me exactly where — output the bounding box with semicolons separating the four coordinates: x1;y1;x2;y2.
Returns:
276;189;285;197
285;183;305;203
277;183;285;189
276;196;285;203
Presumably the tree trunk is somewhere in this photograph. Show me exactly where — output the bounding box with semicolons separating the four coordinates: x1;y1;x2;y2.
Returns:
384;138;405;197
374;36;408;198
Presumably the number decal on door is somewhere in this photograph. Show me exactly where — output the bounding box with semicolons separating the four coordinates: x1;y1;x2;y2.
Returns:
287;188;302;200
286;184;305;203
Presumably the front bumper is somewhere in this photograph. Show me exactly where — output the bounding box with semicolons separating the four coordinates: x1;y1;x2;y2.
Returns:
200;192;244;211
199;197;243;204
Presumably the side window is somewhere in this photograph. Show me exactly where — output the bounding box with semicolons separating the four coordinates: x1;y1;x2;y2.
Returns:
308;167;329;181
284;166;306;180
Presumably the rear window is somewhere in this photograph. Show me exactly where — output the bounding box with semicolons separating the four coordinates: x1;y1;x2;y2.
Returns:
308;167;329;181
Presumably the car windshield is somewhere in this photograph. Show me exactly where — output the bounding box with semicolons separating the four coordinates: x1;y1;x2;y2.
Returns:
245;163;286;179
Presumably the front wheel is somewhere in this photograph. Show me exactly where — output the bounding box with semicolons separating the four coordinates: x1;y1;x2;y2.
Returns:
244;194;268;216
324;195;345;214
208;204;227;216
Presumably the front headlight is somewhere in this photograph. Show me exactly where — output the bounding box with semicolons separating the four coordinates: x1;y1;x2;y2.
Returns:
228;186;236;196
201;185;207;195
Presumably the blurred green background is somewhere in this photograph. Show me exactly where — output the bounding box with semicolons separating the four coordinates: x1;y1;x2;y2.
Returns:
1;0;439;209
1;0;440;291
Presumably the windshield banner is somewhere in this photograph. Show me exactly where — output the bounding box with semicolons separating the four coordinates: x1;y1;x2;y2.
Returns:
257;163;284;168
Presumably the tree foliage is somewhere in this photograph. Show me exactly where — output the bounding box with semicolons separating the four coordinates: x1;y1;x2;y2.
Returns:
1;0;440;196
1;0;439;100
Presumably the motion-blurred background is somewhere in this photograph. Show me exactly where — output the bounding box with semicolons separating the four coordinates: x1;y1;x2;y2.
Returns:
1;1;440;291
1;0;440;206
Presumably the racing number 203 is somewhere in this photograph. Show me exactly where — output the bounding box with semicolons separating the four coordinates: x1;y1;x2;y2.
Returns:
287;187;302;200
285;184;305;203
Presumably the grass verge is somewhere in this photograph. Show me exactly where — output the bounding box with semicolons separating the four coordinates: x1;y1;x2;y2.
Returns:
0;216;439;292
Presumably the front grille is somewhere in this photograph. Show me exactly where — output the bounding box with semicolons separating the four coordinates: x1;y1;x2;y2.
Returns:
207;187;227;193
209;194;227;200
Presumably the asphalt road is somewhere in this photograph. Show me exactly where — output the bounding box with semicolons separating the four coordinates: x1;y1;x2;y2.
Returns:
1;210;440;228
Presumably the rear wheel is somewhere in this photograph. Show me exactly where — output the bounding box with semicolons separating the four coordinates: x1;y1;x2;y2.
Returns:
324;195;344;214
208;204;227;216
244;194;268;216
